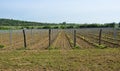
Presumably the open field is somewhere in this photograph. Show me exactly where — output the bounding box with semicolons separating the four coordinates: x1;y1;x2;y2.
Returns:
0;48;120;71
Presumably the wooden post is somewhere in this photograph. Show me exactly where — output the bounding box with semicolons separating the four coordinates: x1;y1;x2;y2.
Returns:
49;29;51;47
23;29;27;48
99;29;102;45
74;29;76;47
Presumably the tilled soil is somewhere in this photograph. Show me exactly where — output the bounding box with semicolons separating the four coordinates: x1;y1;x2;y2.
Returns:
52;31;72;49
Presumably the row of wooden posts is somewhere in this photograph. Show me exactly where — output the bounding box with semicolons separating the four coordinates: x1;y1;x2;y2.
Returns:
22;29;102;48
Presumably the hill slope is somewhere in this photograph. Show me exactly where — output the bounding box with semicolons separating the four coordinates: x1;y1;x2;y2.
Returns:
0;18;49;26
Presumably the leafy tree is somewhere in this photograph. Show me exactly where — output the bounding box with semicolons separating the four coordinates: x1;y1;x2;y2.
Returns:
62;22;66;25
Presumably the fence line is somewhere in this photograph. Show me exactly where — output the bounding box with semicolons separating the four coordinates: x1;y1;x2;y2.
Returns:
0;28;119;49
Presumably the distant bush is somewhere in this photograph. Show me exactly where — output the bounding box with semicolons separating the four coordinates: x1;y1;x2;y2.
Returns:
66;25;74;29
42;26;51;29
53;26;59;29
0;27;10;30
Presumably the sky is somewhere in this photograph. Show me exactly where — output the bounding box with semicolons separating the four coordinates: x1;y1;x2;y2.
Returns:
0;0;120;24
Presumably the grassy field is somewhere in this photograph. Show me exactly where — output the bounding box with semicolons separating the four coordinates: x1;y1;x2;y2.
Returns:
0;48;120;71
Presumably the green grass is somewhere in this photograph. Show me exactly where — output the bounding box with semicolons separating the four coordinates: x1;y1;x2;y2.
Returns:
0;48;120;71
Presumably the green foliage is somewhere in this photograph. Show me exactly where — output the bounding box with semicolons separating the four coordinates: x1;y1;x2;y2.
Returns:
47;46;59;50
95;44;107;49
0;26;10;30
103;22;117;28
0;18;119;29
37;27;42;29
79;24;101;28
119;22;120;27
52;26;59;29
99;45;107;49
66;25;74;29
42;26;51;29
73;46;80;49
0;45;4;48
0;18;46;26
60;25;66;29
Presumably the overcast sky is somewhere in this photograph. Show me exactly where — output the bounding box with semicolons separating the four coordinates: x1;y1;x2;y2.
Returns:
0;0;120;23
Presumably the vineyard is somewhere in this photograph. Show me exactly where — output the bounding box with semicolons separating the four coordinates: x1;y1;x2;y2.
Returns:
0;28;120;71
0;28;120;50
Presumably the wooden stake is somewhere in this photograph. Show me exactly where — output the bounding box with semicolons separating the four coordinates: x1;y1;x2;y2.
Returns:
23;29;27;48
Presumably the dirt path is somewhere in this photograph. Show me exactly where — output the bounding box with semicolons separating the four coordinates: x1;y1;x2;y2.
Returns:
52;30;72;49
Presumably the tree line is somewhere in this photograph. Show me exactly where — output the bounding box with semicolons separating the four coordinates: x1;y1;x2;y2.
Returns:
0;18;120;29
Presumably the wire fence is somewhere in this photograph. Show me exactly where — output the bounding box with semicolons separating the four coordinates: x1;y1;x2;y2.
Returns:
0;28;120;50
